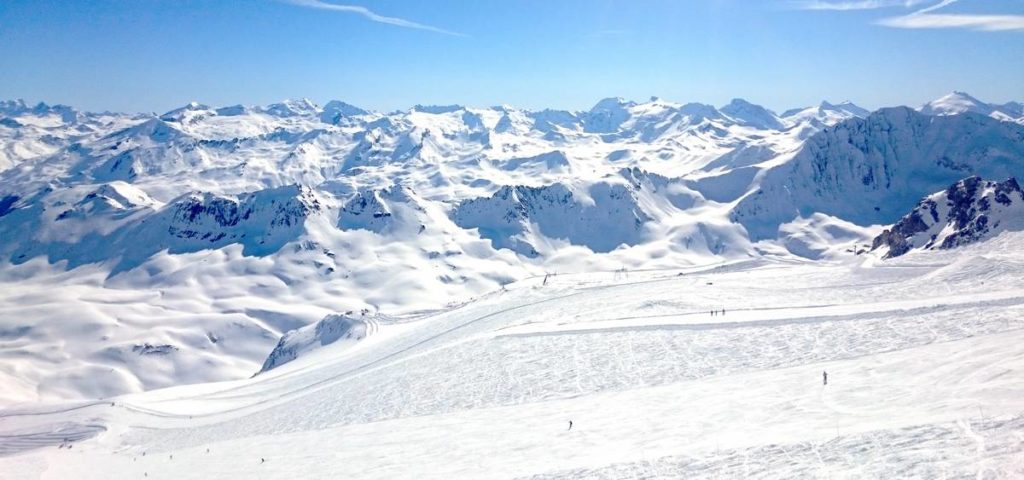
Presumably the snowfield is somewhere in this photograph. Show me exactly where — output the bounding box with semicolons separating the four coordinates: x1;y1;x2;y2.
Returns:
2;231;1024;478
1;92;1023;478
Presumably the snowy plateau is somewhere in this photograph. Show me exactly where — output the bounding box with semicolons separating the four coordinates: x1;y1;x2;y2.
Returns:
0;91;1023;478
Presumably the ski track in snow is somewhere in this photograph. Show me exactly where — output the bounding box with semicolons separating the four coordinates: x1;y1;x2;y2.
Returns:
524;416;1024;479
3;235;1024;478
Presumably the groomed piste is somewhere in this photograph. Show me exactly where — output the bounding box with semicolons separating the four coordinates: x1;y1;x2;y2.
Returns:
2;230;1024;478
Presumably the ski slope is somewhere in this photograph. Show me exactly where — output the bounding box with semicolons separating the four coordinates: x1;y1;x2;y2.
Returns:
2;232;1024;478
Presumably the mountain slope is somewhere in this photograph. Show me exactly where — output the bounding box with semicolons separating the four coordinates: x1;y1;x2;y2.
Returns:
451;179;652;256
4;245;1024;477
733;108;1024;239
920;91;1024;124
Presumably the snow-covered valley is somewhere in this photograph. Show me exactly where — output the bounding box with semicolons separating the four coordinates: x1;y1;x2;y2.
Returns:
1;91;1023;478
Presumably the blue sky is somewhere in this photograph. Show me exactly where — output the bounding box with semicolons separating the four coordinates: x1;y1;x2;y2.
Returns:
1;0;1021;113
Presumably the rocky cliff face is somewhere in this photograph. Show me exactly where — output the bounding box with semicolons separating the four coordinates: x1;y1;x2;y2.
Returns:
338;184;425;235
871;176;1024;258
160;184;321;256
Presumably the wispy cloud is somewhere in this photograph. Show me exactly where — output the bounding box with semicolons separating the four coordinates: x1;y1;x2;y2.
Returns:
796;0;1024;32
795;0;927;11
913;0;958;14
281;0;464;36
877;13;1024;31
878;0;1024;31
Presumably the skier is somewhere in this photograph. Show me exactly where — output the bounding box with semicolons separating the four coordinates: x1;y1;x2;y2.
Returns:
823;370;828;385
568;420;573;431
261;458;266;464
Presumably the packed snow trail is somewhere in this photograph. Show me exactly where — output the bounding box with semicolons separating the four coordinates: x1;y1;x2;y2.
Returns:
3;330;1022;479
3;235;1024;478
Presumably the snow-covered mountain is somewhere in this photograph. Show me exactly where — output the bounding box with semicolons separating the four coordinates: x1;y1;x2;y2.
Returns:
0;100;142;172
720;98;786;130
733;107;1024;239
0;92;1022;405
452;178;653;256
0;182;323;272
871;176;1024;258
781;100;869;126
920;91;1024;124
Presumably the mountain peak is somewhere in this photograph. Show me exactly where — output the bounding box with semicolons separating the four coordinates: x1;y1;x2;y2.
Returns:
412;104;465;114
262;98;321;117
321;100;369;124
1;99;80;121
583;98;636;133
726;98;755;107
588;97;636;113
942;91;983;104
0;99;29;114
919;92;1024;124
809;100;869;118
159;101;212;121
678;102;722;119
720;99;783;130
122;117;189;142
921;91;989;116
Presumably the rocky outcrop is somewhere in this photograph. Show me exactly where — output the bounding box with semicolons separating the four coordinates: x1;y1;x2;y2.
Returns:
161;184;321;255
872;176;1024;258
452;180;652;256
259;314;381;373
338;185;425;234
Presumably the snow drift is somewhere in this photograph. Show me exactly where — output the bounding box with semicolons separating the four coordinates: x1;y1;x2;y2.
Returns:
260;313;380;372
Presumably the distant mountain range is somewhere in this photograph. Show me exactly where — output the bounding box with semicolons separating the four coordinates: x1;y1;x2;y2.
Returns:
0;91;1021;402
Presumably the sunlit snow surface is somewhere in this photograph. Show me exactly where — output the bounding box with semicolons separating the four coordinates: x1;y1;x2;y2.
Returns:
3;94;1024;407
2;232;1024;478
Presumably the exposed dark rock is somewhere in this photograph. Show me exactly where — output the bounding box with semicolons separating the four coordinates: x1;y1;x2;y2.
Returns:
872;176;1024;258
132;343;178;355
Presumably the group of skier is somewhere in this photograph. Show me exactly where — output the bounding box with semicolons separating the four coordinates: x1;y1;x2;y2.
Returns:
710;308;726;316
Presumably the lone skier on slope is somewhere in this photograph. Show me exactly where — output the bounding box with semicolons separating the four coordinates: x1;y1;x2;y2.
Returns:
823;371;828;385
568;420;573;431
